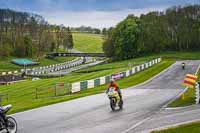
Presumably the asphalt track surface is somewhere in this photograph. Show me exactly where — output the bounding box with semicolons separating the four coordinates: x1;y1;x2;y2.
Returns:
135;105;200;133
12;61;200;133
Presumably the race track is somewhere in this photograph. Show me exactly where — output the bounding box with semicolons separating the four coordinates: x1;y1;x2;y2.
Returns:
13;61;200;133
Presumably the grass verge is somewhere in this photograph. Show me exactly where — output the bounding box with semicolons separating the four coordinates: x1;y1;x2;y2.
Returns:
150;51;200;60
151;121;200;133
168;88;195;107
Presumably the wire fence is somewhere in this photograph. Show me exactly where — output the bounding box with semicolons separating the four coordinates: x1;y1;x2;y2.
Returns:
35;82;71;99
0;82;72;105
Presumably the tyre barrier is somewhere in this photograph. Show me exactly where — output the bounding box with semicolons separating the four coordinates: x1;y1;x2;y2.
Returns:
1;71;19;76
1;58;84;76
26;58;86;76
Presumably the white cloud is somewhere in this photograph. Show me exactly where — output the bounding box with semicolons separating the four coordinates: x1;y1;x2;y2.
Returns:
40;6;167;29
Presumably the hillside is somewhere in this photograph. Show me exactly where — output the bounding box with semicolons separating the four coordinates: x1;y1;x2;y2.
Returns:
73;33;103;53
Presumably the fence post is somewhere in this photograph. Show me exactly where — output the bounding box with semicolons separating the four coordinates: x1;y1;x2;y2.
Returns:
6;94;8;101
196;82;200;104
35;88;38;99
55;85;57;96
66;82;71;95
66;82;68;95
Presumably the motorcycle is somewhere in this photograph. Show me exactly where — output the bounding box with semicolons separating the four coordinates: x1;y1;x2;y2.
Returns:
106;87;123;111
182;62;185;70
0;104;17;133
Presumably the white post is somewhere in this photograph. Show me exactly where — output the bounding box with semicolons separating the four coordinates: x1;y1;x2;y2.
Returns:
195;82;200;104
23;61;26;74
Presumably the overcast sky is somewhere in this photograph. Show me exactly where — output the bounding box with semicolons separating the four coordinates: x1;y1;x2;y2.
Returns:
0;0;199;28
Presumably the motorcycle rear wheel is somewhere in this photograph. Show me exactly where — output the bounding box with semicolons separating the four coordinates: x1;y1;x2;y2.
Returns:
6;116;17;133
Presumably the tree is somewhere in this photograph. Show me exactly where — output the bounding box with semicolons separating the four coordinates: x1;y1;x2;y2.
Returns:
0;9;56;58
67;33;74;50
14;38;26;57
103;15;141;60
103;35;114;58
50;42;56;52
65;27;74;50
103;5;200;60
94;28;101;34
70;26;102;34
102;28;107;35
24;36;33;57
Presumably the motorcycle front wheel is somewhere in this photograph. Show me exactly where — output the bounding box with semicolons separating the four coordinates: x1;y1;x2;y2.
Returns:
119;99;123;110
6;116;17;133
110;98;116;111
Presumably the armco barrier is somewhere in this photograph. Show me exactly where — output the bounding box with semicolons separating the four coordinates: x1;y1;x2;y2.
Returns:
135;66;139;72
88;80;95;88
122;71;126;78
141;64;145;70
71;58;162;93
100;76;106;85
94;78;100;87
149;61;152;66
80;81;88;90
71;82;81;93
129;69;132;75
126;70;130;77
105;76;111;84
132;67;136;74
145;63;149;68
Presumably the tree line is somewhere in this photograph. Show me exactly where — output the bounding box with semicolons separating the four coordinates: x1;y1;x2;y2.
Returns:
71;26;101;34
70;26;113;35
0;9;74;58
103;5;200;60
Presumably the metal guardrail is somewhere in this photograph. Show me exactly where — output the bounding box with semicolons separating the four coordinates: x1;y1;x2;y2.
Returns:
48;52;106;57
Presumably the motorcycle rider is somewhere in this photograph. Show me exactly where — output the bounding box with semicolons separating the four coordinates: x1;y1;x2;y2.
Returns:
107;79;122;101
182;62;185;70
